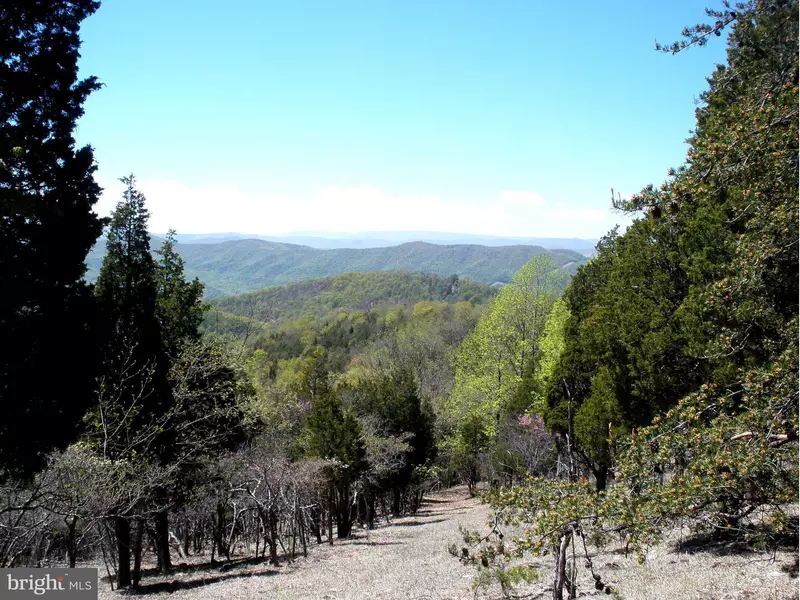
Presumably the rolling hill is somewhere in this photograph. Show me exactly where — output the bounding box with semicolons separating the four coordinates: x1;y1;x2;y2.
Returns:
203;270;497;339
163;231;598;255
85;238;588;298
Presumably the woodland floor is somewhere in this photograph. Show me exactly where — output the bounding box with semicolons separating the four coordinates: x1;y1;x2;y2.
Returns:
95;486;799;600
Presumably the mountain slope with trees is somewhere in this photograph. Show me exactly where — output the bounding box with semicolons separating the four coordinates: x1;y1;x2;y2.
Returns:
85;238;586;298
1;2;795;599
204;270;497;339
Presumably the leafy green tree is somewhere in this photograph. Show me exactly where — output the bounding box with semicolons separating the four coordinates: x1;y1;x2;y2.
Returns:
446;256;560;485
511;298;570;418
546;216;701;488
547;0;797;493
572;366;626;490
93;181;250;581
0;0;104;477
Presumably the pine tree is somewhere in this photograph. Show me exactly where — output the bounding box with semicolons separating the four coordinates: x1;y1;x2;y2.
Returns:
0;0;104;477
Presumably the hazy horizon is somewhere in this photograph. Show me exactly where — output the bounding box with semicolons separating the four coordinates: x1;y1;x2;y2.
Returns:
75;1;727;240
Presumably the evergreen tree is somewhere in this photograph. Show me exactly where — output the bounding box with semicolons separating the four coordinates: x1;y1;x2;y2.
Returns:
303;349;366;538
94;175;171;448
155;230;206;357
0;0;104;477
348;368;436;512
545;0;797;493
93;176;173;588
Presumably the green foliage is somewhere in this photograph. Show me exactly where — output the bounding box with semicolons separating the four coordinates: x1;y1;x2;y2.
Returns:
547;0;798;489
301;349;367;537
345;368;436;490
0;0;104;477
527;298;569;416
91;182;246;478
303;351;366;470
205;270;496;339
445;256;562;484
95;176;160;340
467;339;797;591
616;336;798;546
572;367;625;479
168;337;249;462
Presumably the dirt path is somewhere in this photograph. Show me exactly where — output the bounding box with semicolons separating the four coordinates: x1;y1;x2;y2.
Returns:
96;488;799;600
99;486;492;600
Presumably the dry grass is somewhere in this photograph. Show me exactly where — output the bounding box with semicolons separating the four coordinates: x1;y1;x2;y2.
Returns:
498;518;799;600
97;486;492;600
93;488;799;600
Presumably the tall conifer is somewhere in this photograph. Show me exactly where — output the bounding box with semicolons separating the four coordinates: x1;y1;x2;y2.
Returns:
0;0;104;476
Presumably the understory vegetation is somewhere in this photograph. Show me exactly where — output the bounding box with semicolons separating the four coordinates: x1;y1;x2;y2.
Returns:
0;0;796;598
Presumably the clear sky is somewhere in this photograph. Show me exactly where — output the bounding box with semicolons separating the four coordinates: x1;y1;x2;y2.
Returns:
75;1;729;239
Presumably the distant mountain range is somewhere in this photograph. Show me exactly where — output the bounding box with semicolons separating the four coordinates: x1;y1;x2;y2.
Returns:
85;235;590;299
160;231;598;255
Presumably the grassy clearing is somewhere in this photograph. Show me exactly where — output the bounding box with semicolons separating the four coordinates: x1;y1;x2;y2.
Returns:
94;487;798;600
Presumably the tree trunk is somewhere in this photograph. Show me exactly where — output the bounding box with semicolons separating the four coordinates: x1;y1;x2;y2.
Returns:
468;464;478;496
310;506;322;544
182;515;190;557
367;490;376;530
114;517;132;589
154;510;172;573
594;465;608;492
327;484;334;545
65;517;78;569
215;503;229;559
131;519;144;588
357;493;368;526
553;528;572;600
380;493;391;525
268;508;279;566
336;483;352;538
297;503;307;557
392;487;401;516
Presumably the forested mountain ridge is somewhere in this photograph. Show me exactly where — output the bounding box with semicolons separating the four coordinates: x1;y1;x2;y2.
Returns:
85;237;587;298
164;231;598;255
203;270;496;340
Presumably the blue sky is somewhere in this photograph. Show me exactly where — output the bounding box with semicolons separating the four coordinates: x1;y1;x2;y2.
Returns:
75;1;729;238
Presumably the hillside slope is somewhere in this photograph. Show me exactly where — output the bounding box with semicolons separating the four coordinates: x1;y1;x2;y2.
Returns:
86;238;586;298
204;270;495;337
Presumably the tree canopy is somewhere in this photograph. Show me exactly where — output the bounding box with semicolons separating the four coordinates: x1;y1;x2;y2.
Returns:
0;0;104;477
